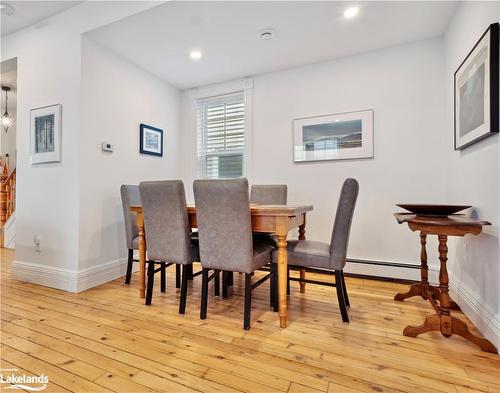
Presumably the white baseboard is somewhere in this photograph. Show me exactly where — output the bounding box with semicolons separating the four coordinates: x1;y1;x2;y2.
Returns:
11;258;137;293
449;272;500;351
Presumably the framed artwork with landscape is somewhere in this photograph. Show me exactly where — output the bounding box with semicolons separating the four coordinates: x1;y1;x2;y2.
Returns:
30;104;62;164
140;123;164;157
454;22;499;150
293;109;374;163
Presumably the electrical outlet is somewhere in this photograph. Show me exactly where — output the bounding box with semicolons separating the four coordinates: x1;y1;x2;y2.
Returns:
101;142;113;152
34;234;41;252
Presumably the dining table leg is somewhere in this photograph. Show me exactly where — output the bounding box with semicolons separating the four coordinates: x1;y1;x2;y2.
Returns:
277;234;288;328
137;212;146;299
276;217;289;328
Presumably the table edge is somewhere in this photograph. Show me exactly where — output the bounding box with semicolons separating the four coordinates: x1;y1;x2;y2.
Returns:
131;204;314;217
394;212;491;226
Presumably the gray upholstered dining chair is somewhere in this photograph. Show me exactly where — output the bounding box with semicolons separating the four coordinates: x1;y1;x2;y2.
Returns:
272;178;359;323
250;184;288;301
139;180;199;313
250;184;287;205
120;184;141;285
193;178;276;330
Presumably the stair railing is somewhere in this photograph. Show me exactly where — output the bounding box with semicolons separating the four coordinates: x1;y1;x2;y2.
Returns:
0;159;15;226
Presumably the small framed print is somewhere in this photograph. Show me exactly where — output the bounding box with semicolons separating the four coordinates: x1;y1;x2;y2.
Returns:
30;104;62;164
140;123;163;157
293;109;374;163
454;23;499;150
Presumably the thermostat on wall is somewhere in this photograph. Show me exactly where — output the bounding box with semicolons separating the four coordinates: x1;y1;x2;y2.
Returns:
101;142;113;152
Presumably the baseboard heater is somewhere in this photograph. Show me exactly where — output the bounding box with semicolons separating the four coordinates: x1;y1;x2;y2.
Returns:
347;258;420;269
346;258;420;284
263;258;420;284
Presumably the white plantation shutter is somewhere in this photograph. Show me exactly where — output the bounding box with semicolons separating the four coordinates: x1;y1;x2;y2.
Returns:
197;92;245;178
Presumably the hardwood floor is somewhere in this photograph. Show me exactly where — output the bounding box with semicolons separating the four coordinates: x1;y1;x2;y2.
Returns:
1;247;498;393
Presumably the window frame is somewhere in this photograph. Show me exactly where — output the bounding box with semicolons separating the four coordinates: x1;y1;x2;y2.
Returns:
195;79;253;180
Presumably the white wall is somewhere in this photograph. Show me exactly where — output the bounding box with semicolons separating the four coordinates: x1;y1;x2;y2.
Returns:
79;37;180;271
1;2;162;288
2;12;84;272
181;39;447;278
443;1;500;349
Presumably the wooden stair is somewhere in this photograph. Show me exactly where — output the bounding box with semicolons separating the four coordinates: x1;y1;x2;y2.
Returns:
0;155;16;248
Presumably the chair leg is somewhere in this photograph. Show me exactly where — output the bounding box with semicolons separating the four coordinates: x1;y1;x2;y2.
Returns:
273;266;280;312
145;261;155;305
341;270;350;308
200;268;209;320
244;273;252;330
187;263;194;281
160;262;166;293
299;269;306;293
270;264;275;308
335;270;349;323
273;264;279;312
214;270;220;296
287;266;290;295
227;271;233;287
176;264;181;289
179;264;189;314
125;249;133;285
222;271;229;298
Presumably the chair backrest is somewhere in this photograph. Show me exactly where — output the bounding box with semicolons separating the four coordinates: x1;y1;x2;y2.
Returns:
250;184;287;205
139;180;192;264
193;178;254;273
330;178;359;270
120;184;141;249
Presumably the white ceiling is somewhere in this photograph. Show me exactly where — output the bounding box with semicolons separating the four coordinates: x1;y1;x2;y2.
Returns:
87;1;458;90
1;1;81;36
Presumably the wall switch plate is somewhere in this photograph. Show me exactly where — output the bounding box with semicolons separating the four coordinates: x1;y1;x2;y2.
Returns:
101;142;113;152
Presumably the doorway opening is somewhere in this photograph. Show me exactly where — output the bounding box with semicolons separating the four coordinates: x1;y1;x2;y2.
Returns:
0;56;17;249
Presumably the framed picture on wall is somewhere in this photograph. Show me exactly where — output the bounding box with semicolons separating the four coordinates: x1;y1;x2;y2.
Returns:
140;123;163;157
454;22;499;150
30;104;62;164
293;109;374;163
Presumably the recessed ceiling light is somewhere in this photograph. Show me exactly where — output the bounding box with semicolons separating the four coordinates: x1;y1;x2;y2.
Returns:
189;50;202;61
0;3;15;17
344;7;359;19
258;28;276;40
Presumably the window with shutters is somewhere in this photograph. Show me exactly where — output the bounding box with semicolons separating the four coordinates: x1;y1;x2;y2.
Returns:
197;92;245;179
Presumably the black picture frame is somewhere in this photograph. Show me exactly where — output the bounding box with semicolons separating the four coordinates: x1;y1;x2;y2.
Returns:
139;123;164;157
454;22;499;150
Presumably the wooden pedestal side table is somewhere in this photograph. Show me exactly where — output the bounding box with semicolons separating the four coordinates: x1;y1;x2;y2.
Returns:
394;213;497;353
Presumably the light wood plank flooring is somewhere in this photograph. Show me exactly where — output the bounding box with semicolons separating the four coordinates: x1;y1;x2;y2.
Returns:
1;248;498;392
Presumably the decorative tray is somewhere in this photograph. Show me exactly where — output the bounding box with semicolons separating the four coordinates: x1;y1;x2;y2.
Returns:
396;204;471;217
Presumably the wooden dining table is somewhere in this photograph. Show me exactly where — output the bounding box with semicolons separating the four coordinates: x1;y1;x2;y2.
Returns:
130;203;314;328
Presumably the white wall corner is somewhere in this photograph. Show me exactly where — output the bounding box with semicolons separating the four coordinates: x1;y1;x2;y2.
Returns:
449;271;500;351
11;258;136;293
